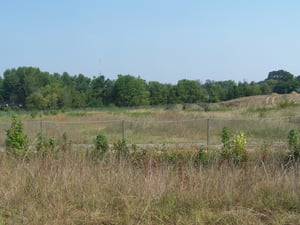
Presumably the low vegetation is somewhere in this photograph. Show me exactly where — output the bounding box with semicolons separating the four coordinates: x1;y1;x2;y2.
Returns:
1;144;300;224
1;116;300;224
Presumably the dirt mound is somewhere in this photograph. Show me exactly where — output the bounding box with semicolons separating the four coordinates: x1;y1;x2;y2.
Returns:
183;103;203;110
165;104;184;110
214;92;300;108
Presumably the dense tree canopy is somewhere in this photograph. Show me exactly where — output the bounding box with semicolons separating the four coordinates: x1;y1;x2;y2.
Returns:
177;79;207;103
112;75;150;107
0;67;299;110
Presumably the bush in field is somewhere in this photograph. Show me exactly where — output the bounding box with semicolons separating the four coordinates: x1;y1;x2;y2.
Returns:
287;129;300;161
130;145;147;166
221;127;231;149
5;115;29;157
231;131;247;163
163;151;185;164
36;132;57;158
90;134;109;161
114;139;129;160
194;148;219;165
221;127;247;164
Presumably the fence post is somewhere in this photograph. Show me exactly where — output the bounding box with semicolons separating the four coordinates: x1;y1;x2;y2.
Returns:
207;118;210;146
40;118;43;134
122;120;125;140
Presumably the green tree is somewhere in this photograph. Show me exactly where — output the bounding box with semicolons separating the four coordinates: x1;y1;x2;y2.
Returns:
259;82;272;95
61;72;74;87
203;80;225;102
267;70;294;81
25;92;48;110
167;84;178;104
177;79;207;103
112;75;150;107
222;80;238;100
266;70;296;94
74;74;91;93
148;81;169;105
237;81;262;97
42;83;61;109
2;68;22;104
87;75;113;107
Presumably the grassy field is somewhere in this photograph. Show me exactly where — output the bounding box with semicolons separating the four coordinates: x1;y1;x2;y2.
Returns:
1;103;300;147
0;148;300;225
1;104;300;224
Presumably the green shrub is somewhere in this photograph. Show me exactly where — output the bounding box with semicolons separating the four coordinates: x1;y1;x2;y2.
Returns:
130;146;147;166
113;139;129;160
287;129;300;161
278;99;296;109
5;115;29;158
90;134;109;161
231;131;247;163
36;132;57;158
221;127;231;149
162;151;185;164
221;127;248;164
194;148;219;165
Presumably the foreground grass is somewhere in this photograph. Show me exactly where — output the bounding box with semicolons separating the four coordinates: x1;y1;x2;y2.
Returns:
0;148;300;225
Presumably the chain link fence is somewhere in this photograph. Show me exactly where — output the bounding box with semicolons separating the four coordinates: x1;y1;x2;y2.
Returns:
0;117;299;148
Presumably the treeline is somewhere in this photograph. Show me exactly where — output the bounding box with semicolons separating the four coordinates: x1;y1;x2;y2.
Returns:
0;67;299;110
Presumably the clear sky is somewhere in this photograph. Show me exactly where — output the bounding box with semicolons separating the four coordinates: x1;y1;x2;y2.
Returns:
1;0;299;84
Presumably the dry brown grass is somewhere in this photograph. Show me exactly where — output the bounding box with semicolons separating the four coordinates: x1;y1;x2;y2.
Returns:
1;102;300;149
1;102;300;224
0;148;300;225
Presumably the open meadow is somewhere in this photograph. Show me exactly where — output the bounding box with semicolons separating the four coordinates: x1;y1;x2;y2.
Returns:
1;102;300;224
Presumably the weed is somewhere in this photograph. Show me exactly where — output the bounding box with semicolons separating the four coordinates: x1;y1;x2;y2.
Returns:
194;148;219;165
35;132;57;158
5;115;29;158
61;132;70;152
90;134;109;161
130;147;147;166
287;129;300;161
113;139;129;160
221;127;248;164
278;99;296;109
221;127;231;149
163;151;185;164
30;111;38;119
231;131;247;163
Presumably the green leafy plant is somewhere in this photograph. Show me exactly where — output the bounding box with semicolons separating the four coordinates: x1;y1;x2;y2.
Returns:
278;99;296;109
221;127;247;164
5;115;29;158
194;148;209;165
130;145;147;167
162;151;185;164
194;148;219;165
113;139;129;160
287;129;300;161
90;134;109;161
221;127;231;149
36;132;57;158
231;131;247;163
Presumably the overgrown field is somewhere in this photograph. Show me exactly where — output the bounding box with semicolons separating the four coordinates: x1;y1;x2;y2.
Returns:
1;147;300;225
1;105;300;224
1;103;300;147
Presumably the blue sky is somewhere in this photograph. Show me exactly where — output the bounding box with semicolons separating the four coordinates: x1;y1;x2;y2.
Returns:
1;0;299;84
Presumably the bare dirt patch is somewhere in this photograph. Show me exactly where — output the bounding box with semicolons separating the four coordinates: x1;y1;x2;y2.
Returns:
212;92;300;108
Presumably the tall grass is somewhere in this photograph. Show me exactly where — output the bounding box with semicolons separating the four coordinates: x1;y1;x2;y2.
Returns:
0;147;300;225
